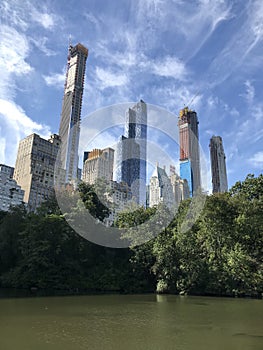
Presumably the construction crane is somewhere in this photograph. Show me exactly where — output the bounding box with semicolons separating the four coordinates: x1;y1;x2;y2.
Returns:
184;90;200;110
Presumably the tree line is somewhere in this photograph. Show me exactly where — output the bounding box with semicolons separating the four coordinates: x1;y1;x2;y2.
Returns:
0;174;262;297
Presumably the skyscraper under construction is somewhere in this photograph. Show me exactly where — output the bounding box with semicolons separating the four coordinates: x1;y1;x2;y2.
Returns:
178;107;201;196
59;43;88;183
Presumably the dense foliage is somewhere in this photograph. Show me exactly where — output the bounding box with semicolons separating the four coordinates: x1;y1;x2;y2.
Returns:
0;175;262;297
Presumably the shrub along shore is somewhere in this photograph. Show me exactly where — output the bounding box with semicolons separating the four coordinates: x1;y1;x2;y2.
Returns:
0;174;262;298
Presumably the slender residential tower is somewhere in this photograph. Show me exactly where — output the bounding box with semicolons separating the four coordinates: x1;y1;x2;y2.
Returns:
178;107;201;196
209;136;228;193
59;43;88;183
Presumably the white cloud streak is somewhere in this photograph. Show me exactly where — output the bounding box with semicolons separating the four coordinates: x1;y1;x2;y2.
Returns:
0;99;51;166
95;67;129;89
249;152;263;168
43;72;65;88
0;6;54;166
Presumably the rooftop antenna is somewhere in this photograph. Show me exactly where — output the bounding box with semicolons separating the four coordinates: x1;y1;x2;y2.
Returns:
68;34;72;48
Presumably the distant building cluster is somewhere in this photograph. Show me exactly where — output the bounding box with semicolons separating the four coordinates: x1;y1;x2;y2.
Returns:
0;41;228;220
0;164;24;211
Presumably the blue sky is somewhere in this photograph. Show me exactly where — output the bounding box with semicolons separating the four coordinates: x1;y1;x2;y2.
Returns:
0;0;262;191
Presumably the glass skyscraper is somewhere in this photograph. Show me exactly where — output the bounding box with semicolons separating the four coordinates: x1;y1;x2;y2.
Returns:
117;100;147;205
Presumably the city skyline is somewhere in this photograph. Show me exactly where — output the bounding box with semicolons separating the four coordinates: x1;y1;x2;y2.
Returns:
0;0;262;193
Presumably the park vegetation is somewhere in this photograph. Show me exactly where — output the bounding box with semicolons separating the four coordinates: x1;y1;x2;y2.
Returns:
0;174;262;297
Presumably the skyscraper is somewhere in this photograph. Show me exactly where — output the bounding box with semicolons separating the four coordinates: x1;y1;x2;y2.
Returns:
209;136;228;193
117;100;147;205
116;135;140;203
149;164;174;208
178;107;201;196
82;147;114;184
169;168;190;204
59;43;88;184
13;133;61;211
0;164;24;211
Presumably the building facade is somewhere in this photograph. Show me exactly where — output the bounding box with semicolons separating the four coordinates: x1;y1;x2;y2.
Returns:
209;135;228;193
0;164;24;211
82;147;114;184
149;164;175;209
117;100;147;205
59;43;88;184
178;107;201;196
169;172;190;204
104;180;133;226
116;135;140;203
13;133;61;211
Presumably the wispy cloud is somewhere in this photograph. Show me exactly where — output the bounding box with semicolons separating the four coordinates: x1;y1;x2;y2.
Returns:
30;7;60;30
242;80;255;105
203;0;263;88
249;151;263;168
142;56;187;80
0;3;54;166
0;0;29;30
0;0;63;32
95;67;129;89
0;99;51;165
43;72;65;88
30;37;57;56
0;25;33;103
0;26;32;78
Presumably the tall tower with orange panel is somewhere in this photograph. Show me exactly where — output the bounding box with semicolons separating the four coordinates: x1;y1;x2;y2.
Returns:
178;107;201;196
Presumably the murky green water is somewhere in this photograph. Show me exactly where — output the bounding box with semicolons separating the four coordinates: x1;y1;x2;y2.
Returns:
0;294;262;350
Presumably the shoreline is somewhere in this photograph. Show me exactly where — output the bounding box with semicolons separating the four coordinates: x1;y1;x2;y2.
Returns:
0;287;261;300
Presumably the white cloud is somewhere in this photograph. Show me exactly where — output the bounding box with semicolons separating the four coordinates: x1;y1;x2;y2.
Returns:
0;0;29;30
0;26;32;77
243;80;255;105
249;151;263;168
30;37;57;56
95;67;129;89
0;0;63;32
203;1;263;88
0;25;33;103
136;0;232;61
0;18;54;167
31;10;57;30
43;72;65;88
148;84;202;112
0;99;51;166
144;56;186;80
84;12;101;28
